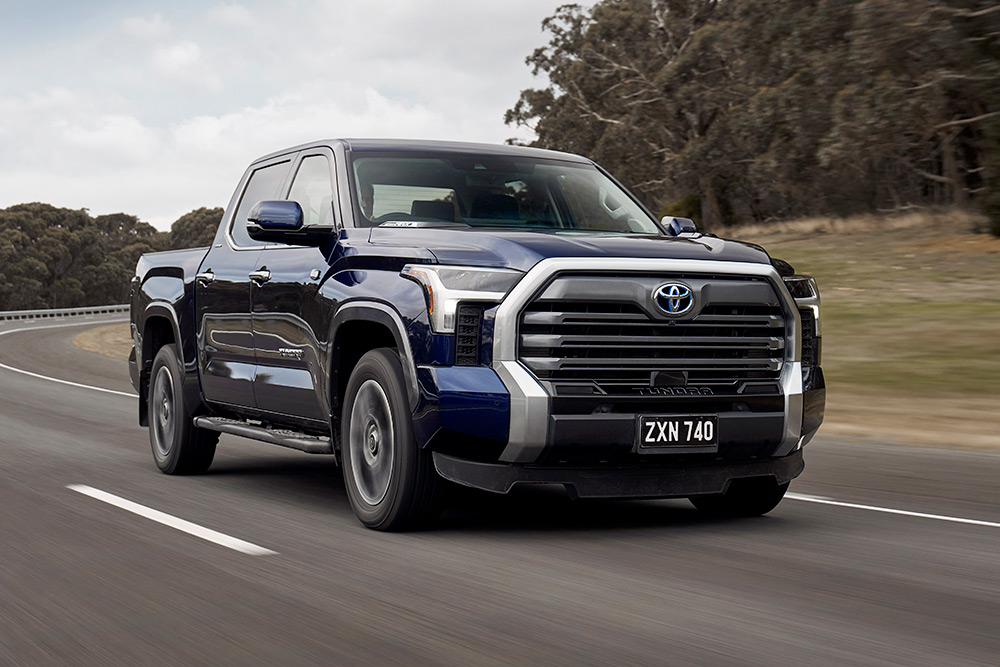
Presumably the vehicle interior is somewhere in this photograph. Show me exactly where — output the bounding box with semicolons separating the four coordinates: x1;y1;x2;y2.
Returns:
351;154;662;234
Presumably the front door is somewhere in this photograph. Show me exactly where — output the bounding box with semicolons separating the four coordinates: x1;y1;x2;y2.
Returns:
251;151;338;423
196;156;292;409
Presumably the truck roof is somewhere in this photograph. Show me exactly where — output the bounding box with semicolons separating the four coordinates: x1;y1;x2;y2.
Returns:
251;138;593;165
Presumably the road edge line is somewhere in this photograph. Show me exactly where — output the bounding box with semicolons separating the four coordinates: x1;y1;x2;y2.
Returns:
787;492;1000;529
0;318;139;398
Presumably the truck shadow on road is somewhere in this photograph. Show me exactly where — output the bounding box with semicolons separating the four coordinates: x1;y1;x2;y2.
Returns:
437;484;796;534
205;452;797;535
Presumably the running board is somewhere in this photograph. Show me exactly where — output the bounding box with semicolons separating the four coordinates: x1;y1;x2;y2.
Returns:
193;416;334;455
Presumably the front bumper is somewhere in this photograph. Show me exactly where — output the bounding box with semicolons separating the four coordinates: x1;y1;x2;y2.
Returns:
416;257;825;475
491;257;821;463
433;448;805;499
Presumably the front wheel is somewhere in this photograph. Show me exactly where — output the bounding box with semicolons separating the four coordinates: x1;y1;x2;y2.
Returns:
341;348;442;530
148;344;218;475
689;478;789;517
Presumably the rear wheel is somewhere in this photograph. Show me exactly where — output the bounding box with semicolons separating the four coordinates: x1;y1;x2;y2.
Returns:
689;478;789;517
341;348;442;530
148;345;218;474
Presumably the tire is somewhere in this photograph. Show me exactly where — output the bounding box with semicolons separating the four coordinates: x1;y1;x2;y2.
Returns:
148;344;218;475
341;348;443;530
689;477;789;517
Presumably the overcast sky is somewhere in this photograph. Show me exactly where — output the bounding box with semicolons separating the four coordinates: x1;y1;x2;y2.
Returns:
0;0;590;229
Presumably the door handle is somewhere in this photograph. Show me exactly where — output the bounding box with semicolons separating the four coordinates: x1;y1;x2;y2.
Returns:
195;270;215;285
249;268;271;285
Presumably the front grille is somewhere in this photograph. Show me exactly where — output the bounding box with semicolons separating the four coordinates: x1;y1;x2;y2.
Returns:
518;274;786;393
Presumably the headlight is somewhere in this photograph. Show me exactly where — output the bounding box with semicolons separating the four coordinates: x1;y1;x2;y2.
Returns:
782;275;818;300
783;274;821;335
401;265;524;333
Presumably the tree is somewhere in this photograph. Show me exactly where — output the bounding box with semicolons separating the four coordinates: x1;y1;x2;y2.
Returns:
508;0;1000;230
0;202;232;310
0;203;169;309
168;207;223;249
507;1;731;228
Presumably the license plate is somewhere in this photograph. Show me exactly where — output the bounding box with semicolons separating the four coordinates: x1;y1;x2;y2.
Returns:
637;415;718;452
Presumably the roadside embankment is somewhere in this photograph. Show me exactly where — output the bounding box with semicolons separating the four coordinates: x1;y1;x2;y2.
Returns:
737;209;1000;449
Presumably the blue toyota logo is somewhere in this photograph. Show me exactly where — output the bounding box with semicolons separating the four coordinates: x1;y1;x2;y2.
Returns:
653;283;694;315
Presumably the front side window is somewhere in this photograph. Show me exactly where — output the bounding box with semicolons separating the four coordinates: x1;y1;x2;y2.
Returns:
230;160;291;247
350;154;661;235
288;155;335;227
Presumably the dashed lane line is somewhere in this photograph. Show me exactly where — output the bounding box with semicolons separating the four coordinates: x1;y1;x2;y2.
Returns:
68;485;278;556
787;492;1000;529
0;319;139;398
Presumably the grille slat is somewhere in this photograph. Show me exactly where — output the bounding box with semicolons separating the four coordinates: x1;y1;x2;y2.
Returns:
523;310;649;324
518;275;786;393
522;333;784;349
525;359;783;371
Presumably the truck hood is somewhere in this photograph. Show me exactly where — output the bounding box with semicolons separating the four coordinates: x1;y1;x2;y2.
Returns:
367;228;771;272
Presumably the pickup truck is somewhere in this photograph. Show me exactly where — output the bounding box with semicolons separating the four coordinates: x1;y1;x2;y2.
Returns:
129;138;825;530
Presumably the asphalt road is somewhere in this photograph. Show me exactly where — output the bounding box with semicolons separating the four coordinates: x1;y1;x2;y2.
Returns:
1;317;998;666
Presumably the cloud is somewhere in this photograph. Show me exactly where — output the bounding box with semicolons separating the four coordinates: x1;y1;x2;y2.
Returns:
63;115;161;162
151;41;221;91
0;82;458;228
122;13;170;39
2;1;595;229
172;84;440;155
206;3;254;27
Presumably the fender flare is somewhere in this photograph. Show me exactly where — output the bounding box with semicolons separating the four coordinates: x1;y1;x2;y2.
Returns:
330;301;420;411
139;301;204;423
140;302;184;366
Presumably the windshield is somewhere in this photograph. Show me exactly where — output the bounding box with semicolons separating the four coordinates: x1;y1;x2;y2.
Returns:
350;153;662;235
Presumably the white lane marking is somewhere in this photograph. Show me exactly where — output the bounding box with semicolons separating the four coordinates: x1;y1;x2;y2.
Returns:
0;361;138;397
787;492;1000;529
68;485;278;556
0;318;139;398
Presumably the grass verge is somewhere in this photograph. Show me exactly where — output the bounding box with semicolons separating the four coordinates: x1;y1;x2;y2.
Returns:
72;323;132;361
736;209;1000;448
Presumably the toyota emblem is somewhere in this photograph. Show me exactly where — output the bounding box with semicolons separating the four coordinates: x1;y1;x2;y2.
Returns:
653;283;694;315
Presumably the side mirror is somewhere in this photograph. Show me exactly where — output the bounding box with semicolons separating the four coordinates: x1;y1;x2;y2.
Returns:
247;200;332;246
248;200;303;232
662;216;698;236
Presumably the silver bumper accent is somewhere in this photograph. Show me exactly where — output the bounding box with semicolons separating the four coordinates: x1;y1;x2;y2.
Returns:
492;257;805;463
494;360;549;462
773;361;804;457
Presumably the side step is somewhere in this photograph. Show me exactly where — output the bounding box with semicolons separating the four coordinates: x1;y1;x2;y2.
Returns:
193;416;334;455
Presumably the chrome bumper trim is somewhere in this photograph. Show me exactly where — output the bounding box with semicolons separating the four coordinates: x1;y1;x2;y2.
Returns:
774;361;804;457
494;360;549;462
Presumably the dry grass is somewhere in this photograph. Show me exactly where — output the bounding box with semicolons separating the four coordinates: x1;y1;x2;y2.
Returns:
733;208;1000;448
72;323;132;361
733;208;988;241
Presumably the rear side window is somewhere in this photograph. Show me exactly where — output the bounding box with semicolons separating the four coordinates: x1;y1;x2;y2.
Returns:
230;161;291;247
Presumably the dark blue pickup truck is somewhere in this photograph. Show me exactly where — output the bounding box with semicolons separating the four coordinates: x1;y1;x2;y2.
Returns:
129;139;825;530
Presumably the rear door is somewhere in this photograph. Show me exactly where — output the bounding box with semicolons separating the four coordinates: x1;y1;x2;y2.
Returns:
250;149;338;423
196;156;292;409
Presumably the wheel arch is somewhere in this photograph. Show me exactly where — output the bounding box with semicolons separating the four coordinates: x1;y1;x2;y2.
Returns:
138;302;202;425
329;302;419;433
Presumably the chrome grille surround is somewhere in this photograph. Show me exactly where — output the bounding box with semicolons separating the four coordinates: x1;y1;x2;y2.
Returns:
517;274;786;393
490;258;804;463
